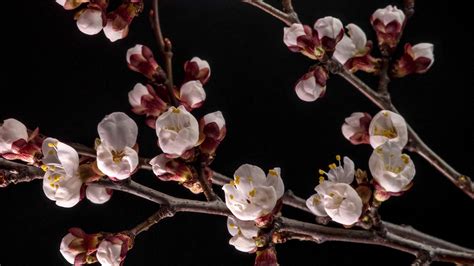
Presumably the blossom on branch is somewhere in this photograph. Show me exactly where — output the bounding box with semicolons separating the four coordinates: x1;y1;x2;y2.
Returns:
392;43;435;77
313;16;344;51
128;83;168;127
199;111;226;160
294;66;328;102
184;57;211;85
223;164;284;221
227;216;258;253
103;1;143;42
333;24;380;73
86;186;112;204
60;228;103;265
76;7;106;35
341;112;372;145
307;156;362;225
41;138;83;208
96;235;132;266
0;118;41;163
369;142;415;194
96;112;139;180
371;5;406;50
155;106;199;158
368;110;408;149
179;80;206;110
56;0;89;10
126;44;163;80
149;154;193;183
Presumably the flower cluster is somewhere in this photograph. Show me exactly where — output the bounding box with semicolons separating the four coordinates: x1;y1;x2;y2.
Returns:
283;5;434;102
59;228;132;265
56;0;143;42
342;110;416;200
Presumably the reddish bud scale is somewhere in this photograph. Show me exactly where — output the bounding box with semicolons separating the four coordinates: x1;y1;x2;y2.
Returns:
184;61;210;85
254;247;279;266
1;128;42;163
370;19;404;51
392;43;433;77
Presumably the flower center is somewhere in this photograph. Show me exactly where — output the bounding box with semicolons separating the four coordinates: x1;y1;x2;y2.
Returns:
48;174;62;189
373;126;397;139
111;150;125;163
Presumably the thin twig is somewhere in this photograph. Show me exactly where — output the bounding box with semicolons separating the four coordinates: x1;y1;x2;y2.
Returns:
242;0;299;26
403;0;416;18
0;158;43;187
129;205;176;236
243;0;474;199
196;161;219;201
150;0;177;106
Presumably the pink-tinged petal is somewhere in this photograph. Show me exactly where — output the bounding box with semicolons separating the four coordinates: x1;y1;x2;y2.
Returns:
283;23;306;47
76;8;104;35
60;233;83;264
0;118;28;154
202;111;225;131
103;18;127;42
295;74;325;102
265;168;285;199
306;194;328;217
313;16;343;40
128;83;150;107
96;240;123;266
149;154;170;176
346;23;367;51
98;112;138;150
179;80;206;109
368;110;408;149
333;35;356;64
96;144;138;180
234;164;266;189
126;44;143;64
411;43;434;69
229;234;256;253
372;5;405;26
86;185;112;204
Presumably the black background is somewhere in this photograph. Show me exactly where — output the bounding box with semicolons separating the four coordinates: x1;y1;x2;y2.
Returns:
1;0;473;265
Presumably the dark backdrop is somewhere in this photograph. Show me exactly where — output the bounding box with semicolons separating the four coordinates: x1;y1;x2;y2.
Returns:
1;0;473;265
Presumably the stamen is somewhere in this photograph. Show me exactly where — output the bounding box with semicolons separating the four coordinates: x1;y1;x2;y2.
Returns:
268;169;278;176
319;176;325;184
401;154;410;164
318;169;325;175
171;107;180;113
41;165;48;172
328;163;337;170
234;175;241;185
111;150;125;163
229;194;234;200
248;189;256;197
335;155;341;161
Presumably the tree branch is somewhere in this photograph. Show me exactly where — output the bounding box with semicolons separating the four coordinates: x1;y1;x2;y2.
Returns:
0;158;43;187
243;0;473;199
2;158;473;263
242;0;300;26
128;205;176;236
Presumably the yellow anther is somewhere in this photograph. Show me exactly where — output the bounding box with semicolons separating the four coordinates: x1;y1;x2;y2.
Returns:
171;107;180;113
229;180;235;186
229;194;234;200
47;142;58;148
41;165;49;172
268;169;278;176
401;154;410;164
229;223;236;228
328;163;337;170
48;150;55;155
319;176;325;184
329;192;335;197
383;112;389;117
375;147;383;154
381;128;397;138
234;175;240;185
111;150;125;163
312;196;321;205
335;155;341;161
248;188;257;197
318;169;325;175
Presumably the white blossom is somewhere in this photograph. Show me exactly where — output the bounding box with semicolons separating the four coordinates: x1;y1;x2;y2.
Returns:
411;43;435;70
368;110;408;149
202;111;226;131
372;5;405;26
0;118;28;154
369;142;415;193
155;106;199;157
42;138;82;208
333;24;367;64
103;19;127;42
59;233;82;264
283;23;306;47
313;16;343;40
128;83;151;108
223;164;284;221
96;239;123;266
179;80;206;109
86;186;112;204
96;112;139;180
227;216;258;253
76;8;103;35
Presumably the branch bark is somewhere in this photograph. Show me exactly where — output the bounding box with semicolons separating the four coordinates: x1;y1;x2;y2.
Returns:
243;0;474;199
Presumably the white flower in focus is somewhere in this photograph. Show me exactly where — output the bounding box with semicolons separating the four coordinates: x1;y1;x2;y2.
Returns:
368;110;408;149
372;5;405;26
306;181;362;225
0;118;28;154
103;18;127;42
333;24;367;64
96;112;139;180
369;142;415;193
313;16;343;40
42;138;82;208
96;239;123;266
227;216;258;253
76;8;104;35
283;23;306;47
319;155;355;184
155;106;199;157
223;164;284;221
86;186;112;204
179;80;206;110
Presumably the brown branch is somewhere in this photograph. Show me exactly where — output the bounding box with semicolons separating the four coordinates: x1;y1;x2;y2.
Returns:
2;159;473;263
149;0;177;107
129;205;176;236
196;162;219;201
242;0;300;26
0;158;43;187
404;0;416;18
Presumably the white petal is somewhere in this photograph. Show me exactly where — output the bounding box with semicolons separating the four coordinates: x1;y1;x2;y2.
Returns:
306;194;327;216
126;44;143;64
369;110;408;149
265;168;285;199
43;170;82;208
179;80;206;108
86;186;111;204
324;183;362;225
227;216;258;238
229;234;256;253
60;233;81;264
372;5;405;26
128;83;150;108
295;75;325;102
149;154;170;176
234;164;266;192
0;118;28;153
411;43;434;68
333;35;356;64
314;16;343;39
97;240;122;266
203;111;225;130
223;184;262;221
251;186;277;215
283;23;306;47
76;9;103;35
96;144;138;180
190;57;211;76
227;216;240;236
98;112;138;150
56;0;67;7
346;23;367;51
104;19;126;42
